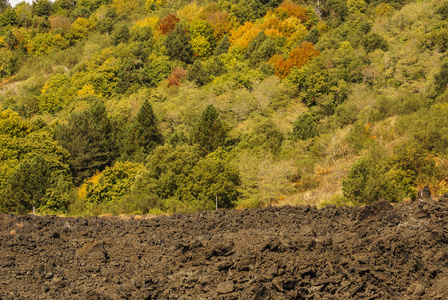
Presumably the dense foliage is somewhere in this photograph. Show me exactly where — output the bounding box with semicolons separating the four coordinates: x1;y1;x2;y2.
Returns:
0;0;448;215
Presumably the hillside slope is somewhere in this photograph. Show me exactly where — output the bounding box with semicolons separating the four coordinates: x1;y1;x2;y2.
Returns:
1;0;448;215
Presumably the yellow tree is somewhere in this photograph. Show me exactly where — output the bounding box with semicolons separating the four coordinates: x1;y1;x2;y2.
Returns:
230;22;261;50
111;0;139;15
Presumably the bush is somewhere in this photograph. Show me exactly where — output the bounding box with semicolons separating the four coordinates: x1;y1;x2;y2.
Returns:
291;112;319;141
84;161;145;210
361;33;388;53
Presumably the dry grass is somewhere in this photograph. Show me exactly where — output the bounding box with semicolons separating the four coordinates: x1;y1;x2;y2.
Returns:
275;154;358;208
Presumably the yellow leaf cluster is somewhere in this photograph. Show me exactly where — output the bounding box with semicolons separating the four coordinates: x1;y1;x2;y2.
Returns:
111;0;139;15
230;22;262;50
177;2;201;21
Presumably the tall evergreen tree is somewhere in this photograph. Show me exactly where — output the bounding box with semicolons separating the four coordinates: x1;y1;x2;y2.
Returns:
55;100;115;185
214;35;230;56
191;104;226;155
135;99;163;152
165;22;194;64
120;100;163;161
244;32;277;67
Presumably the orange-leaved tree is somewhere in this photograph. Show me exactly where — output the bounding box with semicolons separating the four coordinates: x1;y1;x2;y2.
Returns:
229;22;261;50
274;41;319;78
158;14;179;35
277;1;308;22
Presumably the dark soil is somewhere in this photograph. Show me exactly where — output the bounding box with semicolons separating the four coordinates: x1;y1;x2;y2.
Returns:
2;198;448;299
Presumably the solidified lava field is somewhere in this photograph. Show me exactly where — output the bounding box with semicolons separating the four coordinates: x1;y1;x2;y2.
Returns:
2;199;448;299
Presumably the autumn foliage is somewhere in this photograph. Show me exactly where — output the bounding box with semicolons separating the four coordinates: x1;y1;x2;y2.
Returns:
276;1;309;22
167;67;187;87
158;14;180;34
273;41;319;78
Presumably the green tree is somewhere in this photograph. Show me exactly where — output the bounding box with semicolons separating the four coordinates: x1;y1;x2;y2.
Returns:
190;20;216;59
361;32;389;53
434;62;448;95
187;60;208;86
304;27;319;44
165;22;194;64
191;104;227;155
0;0;10;13
1;155;52;214
342;156;374;204
130;25;153;48
84;161;145;209
0;6;17;26
38;73;75;113
244;31;277;67
230;0;264;23
111;24;130;46
0;112;72;214
177;152;240;209
122;100;163;159
137;55;171;87
342;154;417;205
240;119;284;154
55;100;115;185
0;49;17;79
96;17;114;34
32;0;52;16
135;144;201;199
215;35;231;55
291;112;319;140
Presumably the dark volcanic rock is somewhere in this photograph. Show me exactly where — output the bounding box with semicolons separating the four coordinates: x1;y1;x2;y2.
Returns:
1;199;448;299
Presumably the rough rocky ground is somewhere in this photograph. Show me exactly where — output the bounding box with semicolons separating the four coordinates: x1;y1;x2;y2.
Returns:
1;198;448;299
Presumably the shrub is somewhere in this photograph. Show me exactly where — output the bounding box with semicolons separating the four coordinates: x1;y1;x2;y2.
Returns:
291;112;319;141
361;33;388;53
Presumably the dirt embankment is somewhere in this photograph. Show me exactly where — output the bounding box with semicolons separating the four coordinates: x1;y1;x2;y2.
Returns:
1;198;448;299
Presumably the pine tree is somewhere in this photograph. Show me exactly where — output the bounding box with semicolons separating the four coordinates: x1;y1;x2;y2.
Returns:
55;100;115;185
191;104;226;155
245;32;277;66
187;60;208;86
135;100;163;152
165;22;194;64
214;35;230;56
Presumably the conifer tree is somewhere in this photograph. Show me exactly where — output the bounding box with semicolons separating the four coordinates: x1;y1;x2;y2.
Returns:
187;60;208;86
191;104;226;155
214;35;230;56
165;22;194;64
245;32;277;66
55;100;115;185
135;99;163;152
